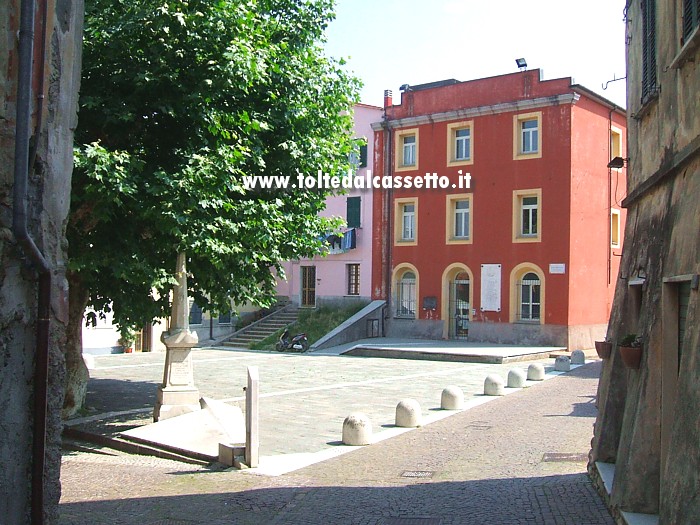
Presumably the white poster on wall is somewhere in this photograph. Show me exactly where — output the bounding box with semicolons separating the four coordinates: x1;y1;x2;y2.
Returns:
480;264;501;312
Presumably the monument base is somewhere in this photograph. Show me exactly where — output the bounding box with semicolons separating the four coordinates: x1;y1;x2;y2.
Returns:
154;387;201;421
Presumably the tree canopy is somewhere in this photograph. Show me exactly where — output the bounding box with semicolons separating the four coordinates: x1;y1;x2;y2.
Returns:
69;0;360;332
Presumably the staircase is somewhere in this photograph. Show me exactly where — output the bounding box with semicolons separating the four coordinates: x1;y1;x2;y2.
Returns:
222;306;299;349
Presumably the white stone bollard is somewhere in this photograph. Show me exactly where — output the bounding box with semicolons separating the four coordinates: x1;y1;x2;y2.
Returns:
555;355;571;372
571;349;586;365
395;399;422;427
342;413;372;445
483;374;505;396
527;363;546;381
441;386;464;410
507;368;527;388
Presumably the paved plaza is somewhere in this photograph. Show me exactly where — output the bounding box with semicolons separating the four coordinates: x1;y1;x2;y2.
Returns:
60;344;613;524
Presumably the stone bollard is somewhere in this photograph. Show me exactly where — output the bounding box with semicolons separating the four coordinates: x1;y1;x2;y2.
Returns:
395;399;422;427
342;413;372;445
571;349;586;365
483;374;505;396
507;368;527;388
527;363;546;381
555;355;571;372
441;386;464;410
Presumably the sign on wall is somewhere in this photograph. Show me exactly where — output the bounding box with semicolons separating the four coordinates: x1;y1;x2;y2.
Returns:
480;264;501;312
549;263;566;274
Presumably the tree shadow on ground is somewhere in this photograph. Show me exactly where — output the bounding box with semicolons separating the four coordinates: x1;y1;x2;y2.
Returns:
84;377;159;413
59;472;613;525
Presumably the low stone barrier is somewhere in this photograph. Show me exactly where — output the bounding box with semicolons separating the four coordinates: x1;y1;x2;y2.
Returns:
441;386;464;410
342;413;372;445
395;399;422;427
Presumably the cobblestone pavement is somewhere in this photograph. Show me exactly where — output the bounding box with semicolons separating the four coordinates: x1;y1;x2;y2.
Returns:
60;351;613;525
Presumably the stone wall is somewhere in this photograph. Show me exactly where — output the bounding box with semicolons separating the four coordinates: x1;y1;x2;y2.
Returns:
0;1;83;522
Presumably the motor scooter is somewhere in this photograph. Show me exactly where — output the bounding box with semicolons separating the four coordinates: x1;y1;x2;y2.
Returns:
275;328;309;352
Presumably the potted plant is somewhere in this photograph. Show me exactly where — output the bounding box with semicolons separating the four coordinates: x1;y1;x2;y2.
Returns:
118;326;137;354
595;338;612;359
619;333;643;369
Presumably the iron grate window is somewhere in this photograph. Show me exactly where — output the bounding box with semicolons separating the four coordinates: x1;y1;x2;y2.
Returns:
683;0;700;45
395;273;416;318
517;273;541;322
347;264;360;296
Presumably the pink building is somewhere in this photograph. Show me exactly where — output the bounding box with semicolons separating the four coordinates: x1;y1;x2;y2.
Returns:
276;104;382;307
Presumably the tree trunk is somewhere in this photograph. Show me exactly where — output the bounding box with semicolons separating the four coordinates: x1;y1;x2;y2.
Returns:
63;270;90;418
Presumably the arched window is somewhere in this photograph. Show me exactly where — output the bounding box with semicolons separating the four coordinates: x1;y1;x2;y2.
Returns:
395;270;416;318
518;272;541;321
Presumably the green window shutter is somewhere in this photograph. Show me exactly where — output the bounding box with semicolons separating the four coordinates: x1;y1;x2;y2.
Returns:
359;143;368;168
641;0;657;103
347;196;361;228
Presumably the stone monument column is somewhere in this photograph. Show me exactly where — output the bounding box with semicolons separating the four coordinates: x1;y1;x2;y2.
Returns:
154;252;201;421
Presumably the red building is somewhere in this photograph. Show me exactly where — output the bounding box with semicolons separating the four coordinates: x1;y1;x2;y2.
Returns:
371;70;627;348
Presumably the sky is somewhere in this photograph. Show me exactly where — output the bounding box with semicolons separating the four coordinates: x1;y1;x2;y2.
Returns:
325;0;628;109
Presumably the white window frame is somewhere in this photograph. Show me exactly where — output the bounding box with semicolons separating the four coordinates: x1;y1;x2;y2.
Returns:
402;203;415;241
455;129;470;160
512;189;542;243
403;135;416;167
513;112;542;160
446;121;474;167
454;200;470;238
521;119;539;154
394;197;418;245
521;196;538;237
395;128;419;172
446;194;473;245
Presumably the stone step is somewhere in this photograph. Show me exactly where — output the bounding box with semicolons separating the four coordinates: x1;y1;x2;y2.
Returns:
245;330;281;338
223;307;300;346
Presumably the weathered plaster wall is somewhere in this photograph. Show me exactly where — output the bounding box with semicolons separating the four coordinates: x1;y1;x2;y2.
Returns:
591;0;700;521
0;1;83;522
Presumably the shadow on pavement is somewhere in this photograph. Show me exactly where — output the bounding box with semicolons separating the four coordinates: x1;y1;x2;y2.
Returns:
59;472;613;525
85;377;159;413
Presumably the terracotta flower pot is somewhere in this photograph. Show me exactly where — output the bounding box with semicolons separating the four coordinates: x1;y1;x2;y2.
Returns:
595;341;612;359
124;347;133;354
619;345;642;369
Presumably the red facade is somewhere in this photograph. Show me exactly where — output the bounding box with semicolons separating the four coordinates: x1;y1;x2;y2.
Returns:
371;70;627;348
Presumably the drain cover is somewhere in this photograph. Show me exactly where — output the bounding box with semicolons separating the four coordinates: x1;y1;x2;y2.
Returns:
401;470;434;478
383;518;441;525
147;520;195;525
542;452;589;462
465;424;492;430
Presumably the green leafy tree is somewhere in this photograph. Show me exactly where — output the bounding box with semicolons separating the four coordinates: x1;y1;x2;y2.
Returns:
64;0;360;416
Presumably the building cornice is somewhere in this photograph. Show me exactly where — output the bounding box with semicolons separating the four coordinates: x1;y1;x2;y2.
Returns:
371;93;581;131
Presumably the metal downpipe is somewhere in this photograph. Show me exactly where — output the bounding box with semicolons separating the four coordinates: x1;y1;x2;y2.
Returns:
12;1;52;524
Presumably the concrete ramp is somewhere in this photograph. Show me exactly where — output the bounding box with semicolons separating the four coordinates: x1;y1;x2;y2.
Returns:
121;397;245;462
343;340;564;364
